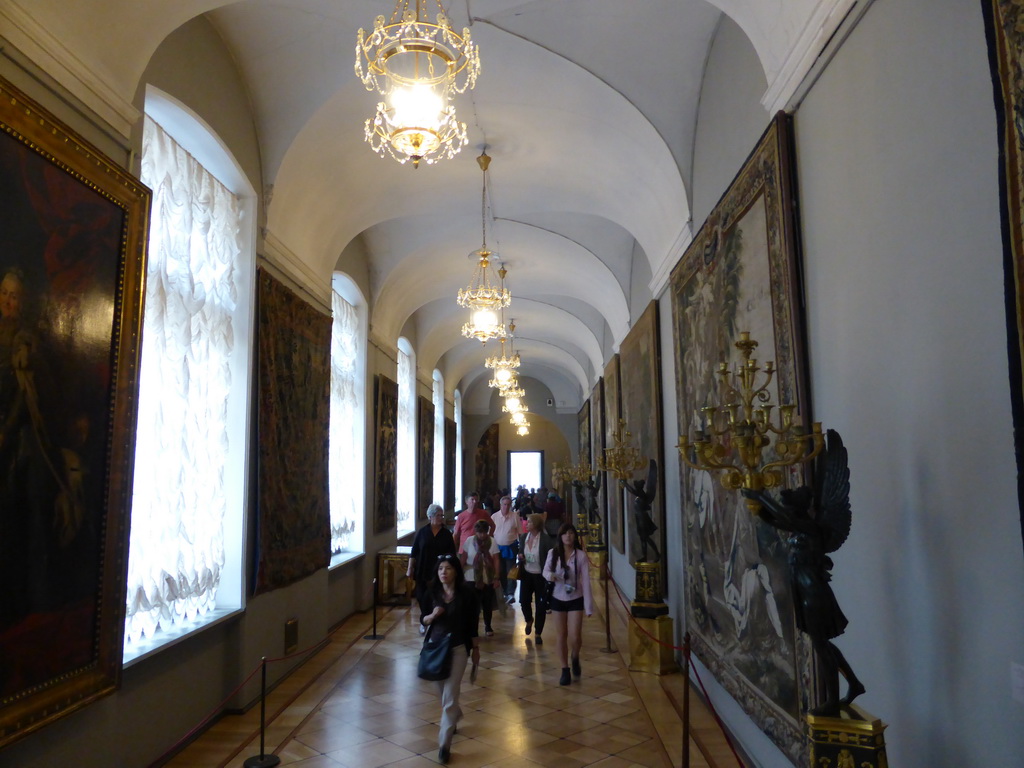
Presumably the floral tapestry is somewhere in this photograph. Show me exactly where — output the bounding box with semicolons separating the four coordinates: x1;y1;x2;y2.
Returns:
256;269;331;594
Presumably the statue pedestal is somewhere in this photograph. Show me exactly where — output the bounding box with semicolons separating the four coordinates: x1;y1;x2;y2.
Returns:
586;548;606;574
807;705;888;768
628;561;675;674
631;561;667;618
628;614;677;675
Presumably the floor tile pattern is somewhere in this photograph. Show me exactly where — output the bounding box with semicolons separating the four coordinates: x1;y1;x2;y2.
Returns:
163;578;736;768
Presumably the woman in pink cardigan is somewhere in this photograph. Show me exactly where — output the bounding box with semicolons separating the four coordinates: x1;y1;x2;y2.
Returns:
542;522;593;685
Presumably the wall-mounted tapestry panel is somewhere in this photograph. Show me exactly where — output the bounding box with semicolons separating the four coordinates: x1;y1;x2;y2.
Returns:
619;301;665;582
475;423;499;497
256;269;331;594
417;396;435;517
577;400;590;467
373;375;398;534
669;112;811;764
603;355;624;553
445;417;457;513
0;75;149;749
589;378;606;539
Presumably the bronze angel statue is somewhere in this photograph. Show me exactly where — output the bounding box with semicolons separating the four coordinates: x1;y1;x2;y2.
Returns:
741;429;865;716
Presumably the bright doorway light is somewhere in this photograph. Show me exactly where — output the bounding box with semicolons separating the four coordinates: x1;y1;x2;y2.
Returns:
509;450;543;493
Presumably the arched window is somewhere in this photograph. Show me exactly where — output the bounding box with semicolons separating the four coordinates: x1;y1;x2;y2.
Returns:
432;370;445;507
329;274;367;562
396;338;416;537
125;87;256;660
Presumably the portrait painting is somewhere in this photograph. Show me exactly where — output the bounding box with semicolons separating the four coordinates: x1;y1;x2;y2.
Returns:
255;269;331;594
603;355;624;552
373;375;399;533
0;77;149;747
618;301;665;584
417;396;435;515
669;112;811;763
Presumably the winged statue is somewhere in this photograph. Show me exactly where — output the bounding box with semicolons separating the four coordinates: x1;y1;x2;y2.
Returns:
622;458;660;563
741;429;865;716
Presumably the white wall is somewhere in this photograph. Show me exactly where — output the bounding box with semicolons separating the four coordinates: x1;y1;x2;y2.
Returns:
683;0;1024;764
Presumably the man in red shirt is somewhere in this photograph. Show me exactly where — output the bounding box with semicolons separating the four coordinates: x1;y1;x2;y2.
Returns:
453;493;494;553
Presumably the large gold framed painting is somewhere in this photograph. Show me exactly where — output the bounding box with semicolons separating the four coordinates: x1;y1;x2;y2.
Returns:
0;77;149;747
669;112;811;763
982;0;1024;553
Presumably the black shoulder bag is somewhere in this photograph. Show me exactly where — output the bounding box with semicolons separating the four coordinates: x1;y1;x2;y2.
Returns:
417;622;453;681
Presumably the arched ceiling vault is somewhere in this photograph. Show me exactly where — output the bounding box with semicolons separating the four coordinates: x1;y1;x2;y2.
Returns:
2;0;865;404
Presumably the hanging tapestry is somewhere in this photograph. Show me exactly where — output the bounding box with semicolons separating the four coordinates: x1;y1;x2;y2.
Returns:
255;268;331;594
418;396;435;515
373;375;399;533
475;422;499;497
603;355;624;552
669;113;811;764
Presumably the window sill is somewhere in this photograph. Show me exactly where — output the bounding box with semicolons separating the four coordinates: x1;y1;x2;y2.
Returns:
122;607;243;668
329;551;364;570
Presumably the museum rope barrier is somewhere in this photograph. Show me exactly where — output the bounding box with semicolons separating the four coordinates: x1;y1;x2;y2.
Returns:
147;579;381;768
602;562;746;768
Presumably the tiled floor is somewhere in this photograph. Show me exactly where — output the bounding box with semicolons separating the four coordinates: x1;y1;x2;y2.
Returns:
163;576;738;768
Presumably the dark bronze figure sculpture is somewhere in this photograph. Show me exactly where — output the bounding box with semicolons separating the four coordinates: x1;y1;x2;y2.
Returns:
571;472;602;532
741;429;865;716
622;459;660;563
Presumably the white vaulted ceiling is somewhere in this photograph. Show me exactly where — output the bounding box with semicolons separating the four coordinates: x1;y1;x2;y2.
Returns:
0;0;863;412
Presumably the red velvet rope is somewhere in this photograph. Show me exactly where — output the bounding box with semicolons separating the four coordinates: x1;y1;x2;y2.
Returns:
601;563;746;768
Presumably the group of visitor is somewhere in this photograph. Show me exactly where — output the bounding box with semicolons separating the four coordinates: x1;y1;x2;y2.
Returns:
407;493;594;763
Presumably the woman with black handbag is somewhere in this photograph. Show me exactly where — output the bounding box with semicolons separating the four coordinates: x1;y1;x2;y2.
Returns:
420;554;480;763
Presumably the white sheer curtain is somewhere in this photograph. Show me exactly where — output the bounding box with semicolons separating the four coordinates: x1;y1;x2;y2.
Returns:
397;344;415;535
454;389;463;501
432;373;444;507
330;290;363;553
125;117;241;643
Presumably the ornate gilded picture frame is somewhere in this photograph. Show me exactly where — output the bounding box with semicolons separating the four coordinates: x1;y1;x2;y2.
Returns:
669;112;811;763
0;76;149;748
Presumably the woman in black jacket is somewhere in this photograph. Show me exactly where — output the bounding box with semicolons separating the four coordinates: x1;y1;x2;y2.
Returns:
421;554;480;763
517;513;554;644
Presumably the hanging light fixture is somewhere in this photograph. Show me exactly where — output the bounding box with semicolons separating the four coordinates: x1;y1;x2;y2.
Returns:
355;0;480;167
458;151;510;342
510;411;529;427
503;386;528;415
486;320;520;389
516;421;530;437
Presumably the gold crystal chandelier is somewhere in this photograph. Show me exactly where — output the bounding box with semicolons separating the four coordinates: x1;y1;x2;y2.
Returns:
355;0;480;167
677;332;824;515
458;151;510;342
516;422;530;437
485;319;521;390
502;386;528;415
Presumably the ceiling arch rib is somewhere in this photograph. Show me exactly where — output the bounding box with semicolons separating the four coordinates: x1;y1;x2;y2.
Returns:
369;217;628;347
459;362;585;416
266;22;688;282
445;337;589;406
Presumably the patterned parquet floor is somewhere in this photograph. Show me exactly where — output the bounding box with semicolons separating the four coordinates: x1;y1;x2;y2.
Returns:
162;575;739;768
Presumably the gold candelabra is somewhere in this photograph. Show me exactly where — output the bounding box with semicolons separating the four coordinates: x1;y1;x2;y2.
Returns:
677;332;823;515
597;419;647;480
